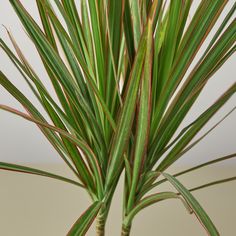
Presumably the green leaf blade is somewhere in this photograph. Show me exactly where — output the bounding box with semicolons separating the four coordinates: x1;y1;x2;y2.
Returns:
67;201;102;236
127;19;153;212
0;162;83;188
106;20;152;190
163;173;220;236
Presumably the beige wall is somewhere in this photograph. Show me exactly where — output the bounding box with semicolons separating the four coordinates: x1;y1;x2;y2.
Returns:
0;164;235;236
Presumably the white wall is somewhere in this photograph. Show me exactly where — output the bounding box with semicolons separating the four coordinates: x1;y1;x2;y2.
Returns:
0;1;235;164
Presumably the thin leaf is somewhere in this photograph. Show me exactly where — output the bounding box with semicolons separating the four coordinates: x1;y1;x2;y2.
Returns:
81;0;94;68
67;201;102;236
0;162;84;188
124;156;132;191
87;0;105;97
127;19;153;212
36;0;58;51
124;191;191;227
158;0;181;91
105;20;152;190
177;154;236;179
123;0;135;66
163;173;219;236
130;0;142;48
190;177;236;193
104;0;123;116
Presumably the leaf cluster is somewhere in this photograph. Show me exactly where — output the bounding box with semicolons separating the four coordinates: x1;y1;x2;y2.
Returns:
0;1;235;235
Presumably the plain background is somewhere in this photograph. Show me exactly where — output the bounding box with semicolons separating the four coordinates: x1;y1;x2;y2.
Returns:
0;1;236;235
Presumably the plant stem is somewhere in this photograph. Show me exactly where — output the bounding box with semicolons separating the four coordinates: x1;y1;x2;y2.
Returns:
96;214;106;236
121;224;131;236
96;206;108;236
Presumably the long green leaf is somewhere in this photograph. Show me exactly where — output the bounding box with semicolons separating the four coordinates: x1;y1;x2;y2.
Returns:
0;162;83;188
36;0;58;51
124;192;183;227
158;0;181;91
81;0;94;68
163;173;219;236
178;154;236;179
127;20;153;212
67;201;102;236
105;20;152;190
190;177;236;193
87;0;105;97
130;0;142;48
123;0;135;65
104;0;123;106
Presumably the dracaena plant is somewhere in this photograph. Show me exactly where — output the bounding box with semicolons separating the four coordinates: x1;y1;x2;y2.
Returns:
0;0;235;235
